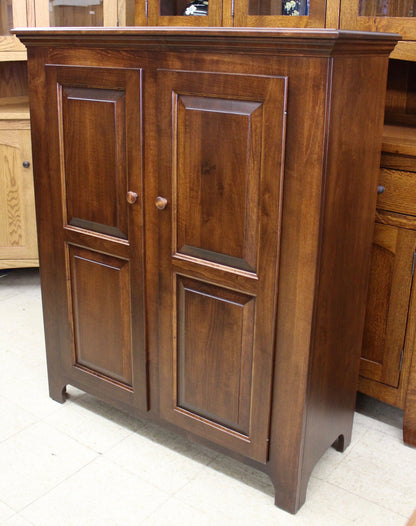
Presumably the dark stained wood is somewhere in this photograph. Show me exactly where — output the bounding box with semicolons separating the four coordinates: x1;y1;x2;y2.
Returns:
176;278;254;436
157;68;287;464
17;28;397;513
69;246;134;387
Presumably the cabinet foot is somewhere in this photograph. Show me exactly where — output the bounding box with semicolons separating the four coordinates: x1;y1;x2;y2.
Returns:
332;431;351;453
49;383;67;403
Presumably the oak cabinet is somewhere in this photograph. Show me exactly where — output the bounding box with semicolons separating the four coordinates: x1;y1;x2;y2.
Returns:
0;97;37;268
359;127;416;446
17;27;396;513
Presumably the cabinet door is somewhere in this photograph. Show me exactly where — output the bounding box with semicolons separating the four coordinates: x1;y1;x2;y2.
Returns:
360;223;416;391
233;0;327;27
0;121;38;267
45;65;147;409
0;0;27;54
146;0;223;26
157;69;287;462
33;0;134;27
340;0;416;41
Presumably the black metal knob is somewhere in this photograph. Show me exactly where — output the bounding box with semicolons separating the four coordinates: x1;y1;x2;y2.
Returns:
377;185;385;195
23;161;30;168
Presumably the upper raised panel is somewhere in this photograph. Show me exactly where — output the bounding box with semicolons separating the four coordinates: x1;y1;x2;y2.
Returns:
160;69;287;275
46;65;142;240
62;86;127;238
176;95;262;272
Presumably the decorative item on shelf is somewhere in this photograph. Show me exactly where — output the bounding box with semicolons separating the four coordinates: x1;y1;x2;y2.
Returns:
282;0;309;16
182;0;208;16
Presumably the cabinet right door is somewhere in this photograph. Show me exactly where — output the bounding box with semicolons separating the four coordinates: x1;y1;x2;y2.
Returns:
360;223;416;396
156;68;287;463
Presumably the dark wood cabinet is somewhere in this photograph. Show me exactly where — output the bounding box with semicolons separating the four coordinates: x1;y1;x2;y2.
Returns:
17;27;396;513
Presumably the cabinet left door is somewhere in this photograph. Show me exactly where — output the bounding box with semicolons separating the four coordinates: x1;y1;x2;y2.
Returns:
0;118;38;268
32;0;134;27
41;65;148;410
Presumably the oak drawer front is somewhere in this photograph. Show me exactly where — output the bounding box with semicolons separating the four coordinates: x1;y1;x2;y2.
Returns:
377;168;416;216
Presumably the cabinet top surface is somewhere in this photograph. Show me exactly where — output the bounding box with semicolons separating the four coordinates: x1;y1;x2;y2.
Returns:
13;27;399;56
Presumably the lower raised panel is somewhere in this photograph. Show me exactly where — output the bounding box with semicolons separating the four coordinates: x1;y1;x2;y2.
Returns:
69;246;133;388
177;277;255;436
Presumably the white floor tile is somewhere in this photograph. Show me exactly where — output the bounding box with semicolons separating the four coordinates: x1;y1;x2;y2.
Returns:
303;476;408;526
20;456;169;526
141;497;212;525
327;427;416;517
0;421;97;510
0;396;37;443
44;394;144;454
2;514;35;526
104;422;217;494
0;501;15;523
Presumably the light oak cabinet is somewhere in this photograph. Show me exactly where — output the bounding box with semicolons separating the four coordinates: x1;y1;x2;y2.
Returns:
359;126;416;446
0;97;37;268
17;27;396;513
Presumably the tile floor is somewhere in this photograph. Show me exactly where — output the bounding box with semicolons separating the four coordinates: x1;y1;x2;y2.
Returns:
1;267;416;526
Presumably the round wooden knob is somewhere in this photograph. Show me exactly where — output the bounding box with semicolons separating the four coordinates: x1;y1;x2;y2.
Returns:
126;191;138;204
155;196;168;210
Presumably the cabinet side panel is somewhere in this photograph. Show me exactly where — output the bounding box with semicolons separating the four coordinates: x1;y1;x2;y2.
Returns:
26;48;71;402
303;55;390;484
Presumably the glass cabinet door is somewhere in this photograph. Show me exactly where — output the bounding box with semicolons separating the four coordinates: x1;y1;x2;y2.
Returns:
0;0;27;53
233;0;327;27
33;0;122;27
146;0;223;26
340;0;416;41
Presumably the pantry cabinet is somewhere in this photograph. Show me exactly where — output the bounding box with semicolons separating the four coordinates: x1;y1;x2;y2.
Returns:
17;27;396;513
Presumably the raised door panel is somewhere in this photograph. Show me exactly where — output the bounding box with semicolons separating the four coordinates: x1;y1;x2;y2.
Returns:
360;223;416;389
46;65;147;409
69;246;133;387
60;86;128;238
158;69;287;462
0;124;38;266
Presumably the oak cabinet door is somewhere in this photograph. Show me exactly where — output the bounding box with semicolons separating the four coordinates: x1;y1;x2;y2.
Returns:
45;65;147;409
360;223;416;390
0;122;38;267
157;69;287;463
